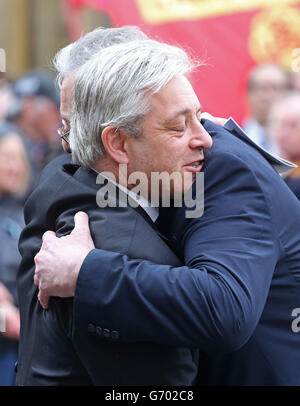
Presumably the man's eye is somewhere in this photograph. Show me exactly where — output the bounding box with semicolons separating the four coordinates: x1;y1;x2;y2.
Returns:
173;128;184;132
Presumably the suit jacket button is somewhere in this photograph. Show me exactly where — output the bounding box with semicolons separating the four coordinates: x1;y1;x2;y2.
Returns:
96;326;103;336
88;323;95;333
111;330;119;341
103;328;111;339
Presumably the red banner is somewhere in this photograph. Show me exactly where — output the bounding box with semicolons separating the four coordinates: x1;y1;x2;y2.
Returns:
69;0;300;124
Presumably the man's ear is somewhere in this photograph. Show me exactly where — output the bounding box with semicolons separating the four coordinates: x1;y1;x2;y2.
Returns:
101;126;129;164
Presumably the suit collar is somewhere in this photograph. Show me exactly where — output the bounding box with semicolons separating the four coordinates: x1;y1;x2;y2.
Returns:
202;118;296;175
63;164;158;225
90;167;159;223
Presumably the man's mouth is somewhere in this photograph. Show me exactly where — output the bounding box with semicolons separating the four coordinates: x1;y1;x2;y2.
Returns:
190;161;201;167
184;159;204;171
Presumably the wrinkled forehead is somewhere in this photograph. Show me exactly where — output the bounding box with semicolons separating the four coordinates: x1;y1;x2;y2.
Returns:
147;75;201;119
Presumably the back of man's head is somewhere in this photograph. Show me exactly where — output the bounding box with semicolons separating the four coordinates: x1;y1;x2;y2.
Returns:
53;26;148;88
70;39;197;167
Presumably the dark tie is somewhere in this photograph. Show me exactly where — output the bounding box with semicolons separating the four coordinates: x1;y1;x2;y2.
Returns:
155;207;184;261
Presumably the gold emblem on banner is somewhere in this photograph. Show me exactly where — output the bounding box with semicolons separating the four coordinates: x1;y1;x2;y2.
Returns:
248;6;300;69
135;0;300;24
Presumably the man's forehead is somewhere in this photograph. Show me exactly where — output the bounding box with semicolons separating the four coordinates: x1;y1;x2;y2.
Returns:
164;105;202;123
149;76;201;118
253;67;287;84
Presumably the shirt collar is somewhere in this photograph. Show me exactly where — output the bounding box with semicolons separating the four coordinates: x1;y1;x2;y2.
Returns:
92;169;159;223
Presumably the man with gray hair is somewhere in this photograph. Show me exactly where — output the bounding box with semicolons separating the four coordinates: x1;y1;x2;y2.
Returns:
52;25;148;156
17;28;212;385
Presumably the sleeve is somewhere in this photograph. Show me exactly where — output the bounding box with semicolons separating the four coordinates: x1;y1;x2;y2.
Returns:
73;152;280;353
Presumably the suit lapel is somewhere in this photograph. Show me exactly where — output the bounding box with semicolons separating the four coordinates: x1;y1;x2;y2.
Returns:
68;165;183;259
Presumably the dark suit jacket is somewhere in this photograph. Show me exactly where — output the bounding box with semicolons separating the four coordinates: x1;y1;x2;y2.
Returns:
75;120;300;385
16;158;198;386
285;175;300;201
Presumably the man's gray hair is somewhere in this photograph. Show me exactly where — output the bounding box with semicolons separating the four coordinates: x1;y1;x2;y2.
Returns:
53;26;148;88
70;39;198;167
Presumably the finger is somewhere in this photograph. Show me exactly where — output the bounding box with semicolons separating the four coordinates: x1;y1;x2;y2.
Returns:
202;112;227;127
42;230;56;243
71;211;90;235
201;112;213;119
214;117;228;126
33;274;39;287
0;283;13;303
38;290;49;310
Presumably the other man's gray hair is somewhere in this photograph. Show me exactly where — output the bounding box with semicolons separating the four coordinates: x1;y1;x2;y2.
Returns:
53;26;148;88
70;39;199;167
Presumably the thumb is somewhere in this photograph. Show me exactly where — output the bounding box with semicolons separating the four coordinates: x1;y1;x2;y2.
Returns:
71;211;90;236
38;290;50;310
202;112;227;127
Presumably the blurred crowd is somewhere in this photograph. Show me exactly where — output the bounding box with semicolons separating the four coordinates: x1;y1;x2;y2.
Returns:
0;61;300;385
243;63;300;200
0;69;63;385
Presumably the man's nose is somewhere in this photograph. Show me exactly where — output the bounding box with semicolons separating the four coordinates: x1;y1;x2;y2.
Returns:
189;122;213;150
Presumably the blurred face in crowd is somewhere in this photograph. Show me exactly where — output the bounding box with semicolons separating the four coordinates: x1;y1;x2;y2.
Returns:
0;134;29;196
59;74;73;153
33;97;61;143
269;98;300;161
247;65;289;126
291;73;300;92
20;96;61;143
0;84;14;122
122;75;213;198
